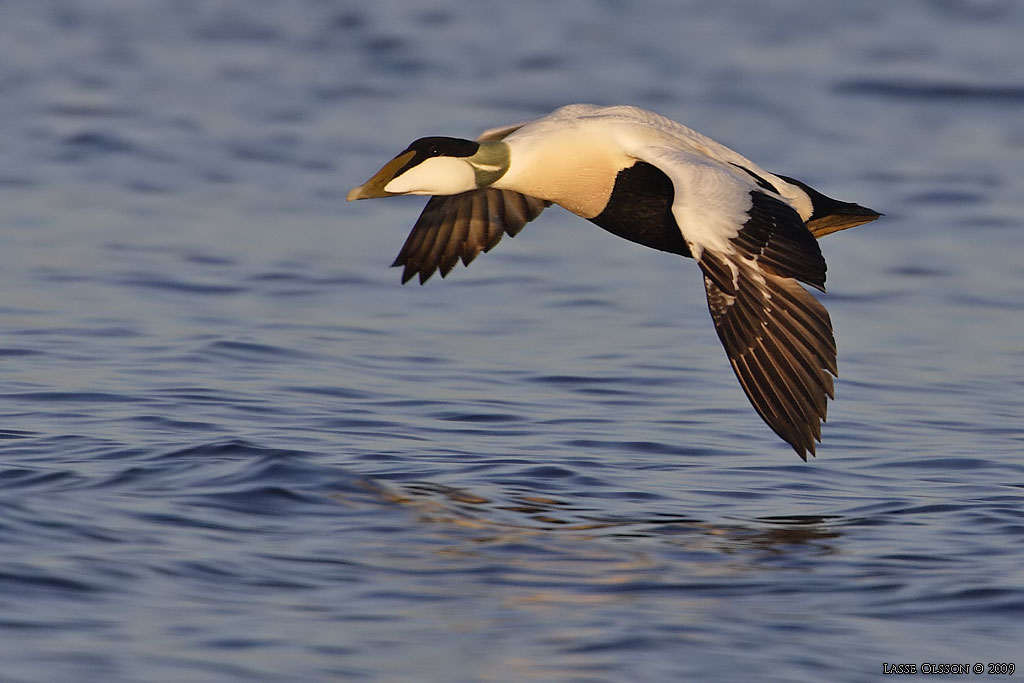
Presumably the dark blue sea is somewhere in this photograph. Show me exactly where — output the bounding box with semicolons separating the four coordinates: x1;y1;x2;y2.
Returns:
2;1;1023;681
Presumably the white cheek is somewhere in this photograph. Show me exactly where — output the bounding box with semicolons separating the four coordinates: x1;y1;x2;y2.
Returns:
384;157;476;195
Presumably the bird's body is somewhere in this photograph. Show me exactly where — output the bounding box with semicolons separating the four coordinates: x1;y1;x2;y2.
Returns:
348;104;881;459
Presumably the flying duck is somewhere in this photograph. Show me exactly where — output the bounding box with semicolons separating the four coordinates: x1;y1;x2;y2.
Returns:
348;104;880;459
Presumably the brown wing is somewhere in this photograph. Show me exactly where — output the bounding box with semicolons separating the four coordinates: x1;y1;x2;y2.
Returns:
698;191;837;459
392;189;549;284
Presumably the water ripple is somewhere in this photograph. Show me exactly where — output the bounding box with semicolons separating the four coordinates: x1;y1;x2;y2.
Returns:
2;0;1023;680
836;79;1024;102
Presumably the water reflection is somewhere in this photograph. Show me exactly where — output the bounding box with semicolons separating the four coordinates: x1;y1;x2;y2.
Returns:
379;479;844;554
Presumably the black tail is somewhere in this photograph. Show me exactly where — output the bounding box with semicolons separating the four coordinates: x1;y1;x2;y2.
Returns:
778;175;882;238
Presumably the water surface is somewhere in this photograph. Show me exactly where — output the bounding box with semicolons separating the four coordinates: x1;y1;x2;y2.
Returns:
1;1;1023;681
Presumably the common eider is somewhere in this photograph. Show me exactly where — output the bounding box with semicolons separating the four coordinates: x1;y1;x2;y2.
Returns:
348;104;881;459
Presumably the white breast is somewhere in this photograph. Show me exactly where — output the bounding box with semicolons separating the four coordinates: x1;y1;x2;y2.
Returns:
495;124;629;219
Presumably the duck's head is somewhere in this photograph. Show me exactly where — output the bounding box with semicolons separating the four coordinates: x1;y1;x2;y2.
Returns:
347;137;510;200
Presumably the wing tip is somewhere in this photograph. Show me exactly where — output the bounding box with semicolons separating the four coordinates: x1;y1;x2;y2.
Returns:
393;260;435;285
760;402;825;461
790;435;818;461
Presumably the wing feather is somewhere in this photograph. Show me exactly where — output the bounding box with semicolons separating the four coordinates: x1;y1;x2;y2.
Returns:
632;145;837;458
700;249;836;458
392;188;549;284
423;194;461;280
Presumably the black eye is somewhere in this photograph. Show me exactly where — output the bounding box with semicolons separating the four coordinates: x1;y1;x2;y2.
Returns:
429;146;441;156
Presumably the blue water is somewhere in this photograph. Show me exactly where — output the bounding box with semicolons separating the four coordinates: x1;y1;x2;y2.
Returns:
2;1;1023;681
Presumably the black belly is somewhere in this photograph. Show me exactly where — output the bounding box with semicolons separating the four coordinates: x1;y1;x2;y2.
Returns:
588;161;692;259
